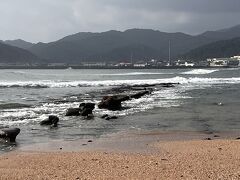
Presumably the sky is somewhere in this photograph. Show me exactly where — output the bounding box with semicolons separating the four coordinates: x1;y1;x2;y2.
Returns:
0;0;240;43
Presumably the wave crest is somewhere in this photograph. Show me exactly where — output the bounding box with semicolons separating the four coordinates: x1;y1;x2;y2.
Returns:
0;76;240;88
181;69;219;75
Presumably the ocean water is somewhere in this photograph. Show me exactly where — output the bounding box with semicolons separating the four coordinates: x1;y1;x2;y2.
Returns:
0;68;240;152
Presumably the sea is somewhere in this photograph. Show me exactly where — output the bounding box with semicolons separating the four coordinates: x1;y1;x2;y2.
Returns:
0;68;240;152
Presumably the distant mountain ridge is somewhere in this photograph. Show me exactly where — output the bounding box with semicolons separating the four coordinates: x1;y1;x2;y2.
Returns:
1;24;240;63
27;25;240;63
28;29;209;63
182;37;240;61
0;42;39;64
200;24;240;41
2;39;34;49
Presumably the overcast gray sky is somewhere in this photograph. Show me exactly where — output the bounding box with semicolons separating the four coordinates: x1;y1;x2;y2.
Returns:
1;0;240;43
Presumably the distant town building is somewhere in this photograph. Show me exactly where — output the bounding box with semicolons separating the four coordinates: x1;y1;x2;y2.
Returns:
115;62;133;67
133;61;147;67
175;60;195;67
231;56;240;66
81;62;106;67
207;57;239;67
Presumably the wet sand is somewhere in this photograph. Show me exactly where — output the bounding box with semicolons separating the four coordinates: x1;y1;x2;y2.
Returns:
1;131;240;179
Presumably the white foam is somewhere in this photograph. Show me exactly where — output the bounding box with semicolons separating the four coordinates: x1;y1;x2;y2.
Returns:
181;69;219;75
100;72;173;76
1;76;240;88
0;102;80;125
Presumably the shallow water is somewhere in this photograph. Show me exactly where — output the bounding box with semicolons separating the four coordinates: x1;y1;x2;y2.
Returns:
0;68;240;152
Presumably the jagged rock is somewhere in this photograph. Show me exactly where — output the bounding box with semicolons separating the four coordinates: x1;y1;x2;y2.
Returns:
98;95;129;110
161;83;175;87
0;128;20;142
79;103;95;111
98;91;150;110
66;103;95;117
79;102;95;116
100;114;118;120
204;137;212;140
80;108;93;116
40;115;59;127
130;90;150;99
101;114;109;119
66;108;81;116
105;115;118;120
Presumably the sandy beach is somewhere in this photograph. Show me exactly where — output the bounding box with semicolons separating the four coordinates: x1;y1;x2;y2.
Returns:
1;132;240;180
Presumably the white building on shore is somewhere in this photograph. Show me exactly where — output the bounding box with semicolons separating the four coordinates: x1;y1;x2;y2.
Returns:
175;60;195;67
231;56;240;66
207;57;239;67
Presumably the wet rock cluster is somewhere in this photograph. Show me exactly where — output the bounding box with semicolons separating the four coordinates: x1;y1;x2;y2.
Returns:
0;128;20;142
1;82;177;143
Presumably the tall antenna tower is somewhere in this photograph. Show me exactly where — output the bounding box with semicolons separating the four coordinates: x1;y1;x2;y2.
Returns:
168;40;171;66
130;52;133;64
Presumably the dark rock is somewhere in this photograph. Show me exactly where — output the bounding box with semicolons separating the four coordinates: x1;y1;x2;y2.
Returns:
105;116;110;120
79;102;95;116
88;140;93;143
204;137;212;140
236;137;240;140
0;128;20;142
105;116;118;120
40;115;59;127
66;108;80;116
161;83;175;88
132;84;157;88
98;91;150;111
130;90;150;99
98;95;128;110
101;114;109;119
214;135;220;137
161;158;168;161
80;108;93;116
79;103;95;111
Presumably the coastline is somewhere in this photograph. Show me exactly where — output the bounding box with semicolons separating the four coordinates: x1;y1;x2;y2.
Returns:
1;130;240;179
0;66;237;69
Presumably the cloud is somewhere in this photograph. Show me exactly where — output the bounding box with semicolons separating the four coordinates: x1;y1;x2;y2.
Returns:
0;0;240;42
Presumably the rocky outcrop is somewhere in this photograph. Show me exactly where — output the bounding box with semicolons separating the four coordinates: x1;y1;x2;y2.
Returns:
66;108;81;116
98;90;151;110
79;103;95;116
66;103;95;116
101;114;118;120
0;128;20;142
98;95;129;111
40;115;59;127
130;90;150;99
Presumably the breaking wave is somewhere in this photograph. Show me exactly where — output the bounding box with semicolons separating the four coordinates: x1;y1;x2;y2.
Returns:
0;77;240;88
100;72;173;76
181;69;219;75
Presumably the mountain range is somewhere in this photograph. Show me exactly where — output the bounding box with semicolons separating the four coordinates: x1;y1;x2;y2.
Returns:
182;37;240;61
0;42;38;64
1;24;240;64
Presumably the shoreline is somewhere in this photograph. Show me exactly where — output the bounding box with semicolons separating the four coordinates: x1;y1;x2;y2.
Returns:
1;130;240;179
17;129;240;153
0;66;238;69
